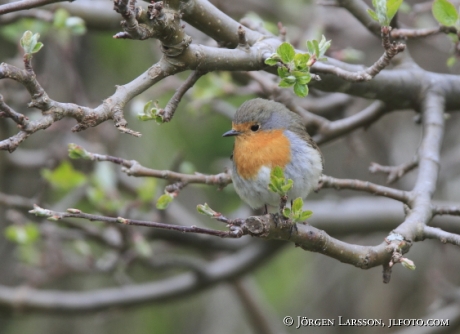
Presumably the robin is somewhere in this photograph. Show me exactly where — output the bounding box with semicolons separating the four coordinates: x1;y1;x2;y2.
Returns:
223;98;323;209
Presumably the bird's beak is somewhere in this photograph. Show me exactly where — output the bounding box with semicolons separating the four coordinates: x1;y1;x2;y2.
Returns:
222;129;241;137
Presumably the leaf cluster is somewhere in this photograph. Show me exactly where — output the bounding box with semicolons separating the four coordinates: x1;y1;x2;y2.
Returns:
20;30;43;54
367;0;403;27
282;198;313;223
264;36;331;97
138;100;165;123
268;166;293;196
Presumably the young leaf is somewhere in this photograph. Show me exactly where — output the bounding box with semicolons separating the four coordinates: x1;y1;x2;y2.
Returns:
271;166;284;179
447;56;457;67
196;203;217;217
367;9;379;22
294;53;310;70
278;78;294;88
264;57;279;66
280;179;293;193
156;193;174;210
312;40;320;58
299;210;313;221
277;42;295;63
306;40;314;55
68;143;91;160
432;0;458;27
282;207;291;218
318;35;331;58
374;0;388;25
277;67;289;78
292;198;303;213
293;83;308;97
41;161;86;191
4;224;40;245
387;0;403;22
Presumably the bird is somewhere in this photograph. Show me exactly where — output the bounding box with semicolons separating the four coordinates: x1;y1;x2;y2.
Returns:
223;98;323;209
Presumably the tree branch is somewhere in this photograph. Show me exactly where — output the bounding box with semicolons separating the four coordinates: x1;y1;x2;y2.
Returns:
317;174;411;203
0;241;284;313
369;156;419;184
0;0;70;15
423;226;460;247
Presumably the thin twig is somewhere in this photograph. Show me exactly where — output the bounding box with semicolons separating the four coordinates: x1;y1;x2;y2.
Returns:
424;226;460;246
313;101;387;144
391;26;458;39
369;156;419;184
72;145;233;188
29;205;242;238
433;205;460;216
317;174;411;204
313;26;405;82
160;70;207;122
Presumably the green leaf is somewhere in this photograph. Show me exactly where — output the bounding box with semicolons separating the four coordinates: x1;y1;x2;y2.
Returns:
277;42;295;63
282;207;291;218
68;143;91;160
278;78;294;88
66;17;86;36
20;30;42;54
432;0;458;27
156;193;174;210
271;166;284;179
138;179;157;203
387;0;403;22
277;67;289;78
367;9;379;22
155;115;165;124
294;53;310;70
41;161;86;191
143;100;153;114
264;56;279;66
280;179;293;193
292;198;303;213
268;183;278;194
374;0;388;25
53;8;69;28
306;40;315;54
293;83;308;97
447;56;457;67
196;203;217;217
312;40;320;58
296;74;311;85
299;210;313;221
32;42;43;53
4;223;40;245
318;35;332;58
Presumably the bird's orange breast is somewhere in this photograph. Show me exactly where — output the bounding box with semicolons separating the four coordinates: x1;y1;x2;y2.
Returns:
233;129;291;179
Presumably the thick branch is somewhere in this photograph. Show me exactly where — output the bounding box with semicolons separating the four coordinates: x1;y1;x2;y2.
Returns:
394;92;445;241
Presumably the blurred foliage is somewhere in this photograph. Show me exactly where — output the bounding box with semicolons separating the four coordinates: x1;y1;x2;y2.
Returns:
1;2;460;334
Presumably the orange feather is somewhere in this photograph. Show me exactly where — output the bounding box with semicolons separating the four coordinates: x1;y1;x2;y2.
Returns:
232;124;291;179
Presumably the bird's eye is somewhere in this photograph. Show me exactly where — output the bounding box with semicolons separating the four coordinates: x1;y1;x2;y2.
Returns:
250;124;260;132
